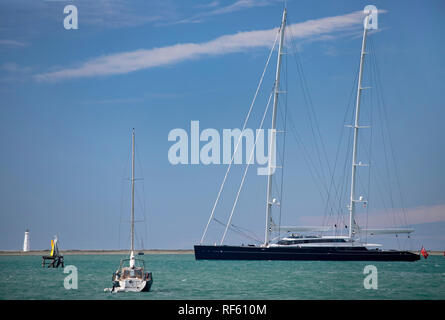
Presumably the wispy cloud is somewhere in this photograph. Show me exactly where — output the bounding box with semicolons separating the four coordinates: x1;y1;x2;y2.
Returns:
1;62;32;73
209;0;272;15
366;204;445;227
171;0;274;25
0;0;178;37
194;1;221;9
35;10;369;82
0;62;33;83
80;92;184;105
0;39;28;47
79;0;169;29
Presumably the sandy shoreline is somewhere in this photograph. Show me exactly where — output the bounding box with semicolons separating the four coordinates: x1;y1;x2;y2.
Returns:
0;249;194;256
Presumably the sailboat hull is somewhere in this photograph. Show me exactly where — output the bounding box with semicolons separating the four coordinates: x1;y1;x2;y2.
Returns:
110;272;153;293
194;245;420;262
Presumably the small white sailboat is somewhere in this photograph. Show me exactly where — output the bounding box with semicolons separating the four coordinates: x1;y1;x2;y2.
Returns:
106;129;153;293
110;251;152;293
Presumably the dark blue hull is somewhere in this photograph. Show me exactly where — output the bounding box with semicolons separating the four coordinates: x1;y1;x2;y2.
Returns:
194;245;420;261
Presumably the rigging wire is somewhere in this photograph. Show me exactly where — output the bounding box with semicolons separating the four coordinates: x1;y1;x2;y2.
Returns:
213;218;262;244
369;37;412;249
220;89;275;244
353;38;401;236
118;134;132;249
135;141;148;249
118;131;149;250
364;39;375;244
370;38;410;229
200;29;280;244
286;27;347;225
370;37;400;247
324;61;361;231
277;47;289;239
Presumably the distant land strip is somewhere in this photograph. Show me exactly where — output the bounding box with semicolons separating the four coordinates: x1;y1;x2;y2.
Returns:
0;250;444;256
0;249;194;256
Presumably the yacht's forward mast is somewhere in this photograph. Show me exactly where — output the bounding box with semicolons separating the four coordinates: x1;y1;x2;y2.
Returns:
264;8;287;246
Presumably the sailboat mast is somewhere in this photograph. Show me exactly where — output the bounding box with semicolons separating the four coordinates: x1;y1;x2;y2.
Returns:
348;15;370;239
131;128;135;252
264;8;286;246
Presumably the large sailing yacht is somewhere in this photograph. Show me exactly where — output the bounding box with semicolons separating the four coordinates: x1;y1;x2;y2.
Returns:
194;8;420;262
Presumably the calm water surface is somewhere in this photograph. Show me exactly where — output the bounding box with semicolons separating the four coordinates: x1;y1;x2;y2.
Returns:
0;254;443;300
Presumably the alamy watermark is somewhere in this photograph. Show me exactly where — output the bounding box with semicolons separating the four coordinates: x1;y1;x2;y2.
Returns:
363;265;378;290
63;5;78;30
364;5;378;30
64;265;78;289
168;121;277;176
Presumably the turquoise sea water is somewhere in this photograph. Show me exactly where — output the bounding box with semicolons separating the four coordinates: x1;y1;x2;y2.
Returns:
0;254;444;300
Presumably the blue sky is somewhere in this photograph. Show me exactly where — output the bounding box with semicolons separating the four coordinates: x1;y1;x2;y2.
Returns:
0;0;444;251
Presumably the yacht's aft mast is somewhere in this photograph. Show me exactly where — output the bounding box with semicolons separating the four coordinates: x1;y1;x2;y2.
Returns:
264;8;286;246
348;15;370;239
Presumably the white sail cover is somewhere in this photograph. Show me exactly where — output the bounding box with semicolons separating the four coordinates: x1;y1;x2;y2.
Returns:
271;226;334;232
271;225;414;235
360;228;414;235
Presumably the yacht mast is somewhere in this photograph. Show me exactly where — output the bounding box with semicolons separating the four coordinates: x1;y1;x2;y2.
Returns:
348;15;370;239
264;8;286;246
131;128;135;252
